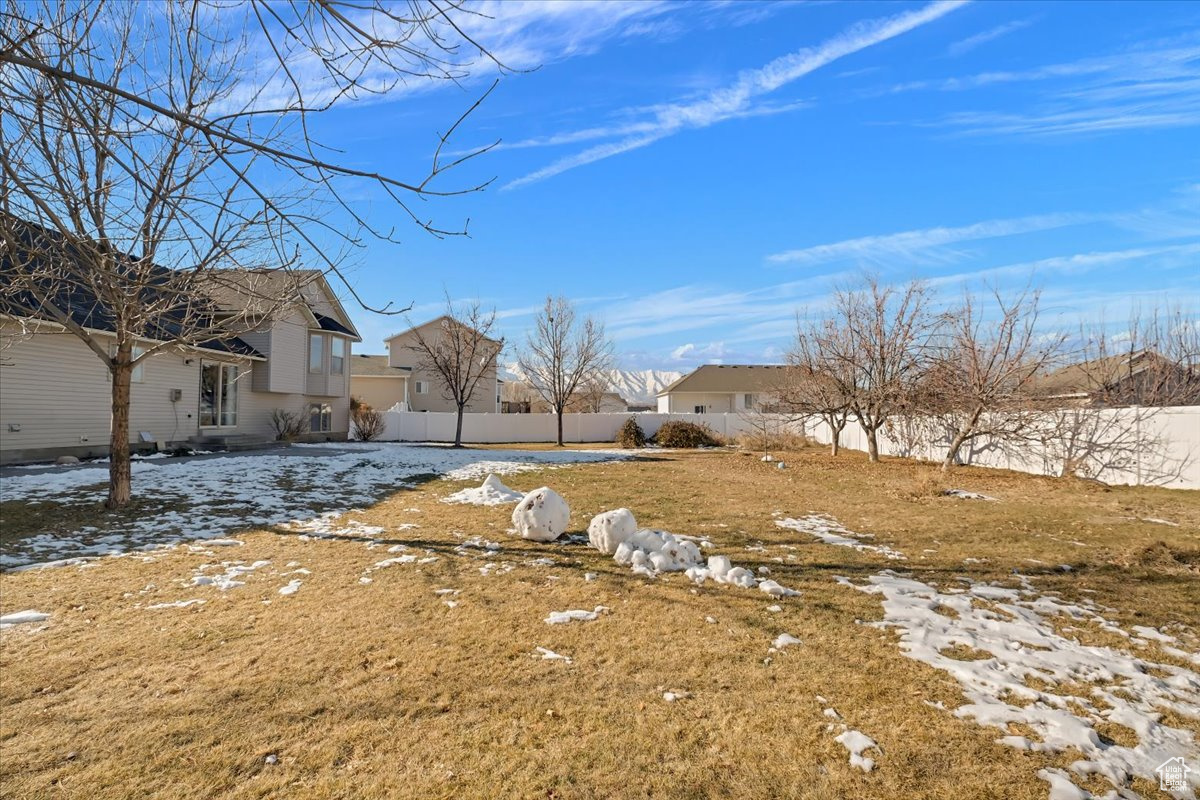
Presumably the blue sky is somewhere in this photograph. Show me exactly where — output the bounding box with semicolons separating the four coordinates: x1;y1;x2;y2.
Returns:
316;0;1200;370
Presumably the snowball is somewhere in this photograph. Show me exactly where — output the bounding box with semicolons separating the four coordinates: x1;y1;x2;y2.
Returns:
587;508;638;554
759;579;801;598
511;487;570;542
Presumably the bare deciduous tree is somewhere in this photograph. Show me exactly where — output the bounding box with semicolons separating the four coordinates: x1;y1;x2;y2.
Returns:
926;287;1065;471
573;377;612;413
822;277;933;462
0;1;499;506
517;296;613;446
405;297;504;447
784;318;854;456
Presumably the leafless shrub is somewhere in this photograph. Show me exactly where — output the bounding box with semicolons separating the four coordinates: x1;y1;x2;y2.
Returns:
270;409;308;442
351;404;387;442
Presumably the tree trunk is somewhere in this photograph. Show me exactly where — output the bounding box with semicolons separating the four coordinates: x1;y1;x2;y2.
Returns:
107;357;133;509
830;423;844;456
865;427;880;462
556;408;564;447
941;408;982;472
454;404;465;448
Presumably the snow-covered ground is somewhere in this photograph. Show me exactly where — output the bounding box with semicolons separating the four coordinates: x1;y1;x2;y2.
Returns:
0;444;628;570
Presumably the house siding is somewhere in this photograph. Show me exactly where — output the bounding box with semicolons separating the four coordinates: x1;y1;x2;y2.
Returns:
385;323;500;414
350;376;407;411
0;323;204;461
659;391;737;414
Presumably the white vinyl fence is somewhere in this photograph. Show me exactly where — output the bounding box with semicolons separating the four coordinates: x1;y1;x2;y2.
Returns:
368;406;1200;489
799;405;1200;490
372;410;763;445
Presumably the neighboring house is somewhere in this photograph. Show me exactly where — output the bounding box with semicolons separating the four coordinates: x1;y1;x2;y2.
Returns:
656;364;791;413
0;257;361;463
500;380;628;414
1030;349;1199;407
348;354;412;412
349;316;501;413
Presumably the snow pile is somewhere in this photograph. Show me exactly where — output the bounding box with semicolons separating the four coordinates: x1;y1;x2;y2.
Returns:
587;508;638;555
544;606;609;624
511;487;570;542
0;610;49;629
442;474;524;506
685;555;758;589
759;579;801;598
848;570;1200;798
614;529;703;577
834;730;879;772
192;560;271;590
771;633;802;650
776;515;906;560
284;512;384;541
278;579;302;596
942;489;998;501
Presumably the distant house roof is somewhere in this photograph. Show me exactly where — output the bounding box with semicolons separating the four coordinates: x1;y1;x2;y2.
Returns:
657;364;791;396
384;314;503;346
350;354;412;377
1030;350;1170;398
1;215;265;359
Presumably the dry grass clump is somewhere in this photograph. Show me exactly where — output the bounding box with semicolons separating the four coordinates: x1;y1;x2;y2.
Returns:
735;429;813;453
1113;540;1200;576
893;468;949;502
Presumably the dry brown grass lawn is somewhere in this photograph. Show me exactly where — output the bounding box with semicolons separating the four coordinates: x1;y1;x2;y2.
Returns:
1;447;1198;799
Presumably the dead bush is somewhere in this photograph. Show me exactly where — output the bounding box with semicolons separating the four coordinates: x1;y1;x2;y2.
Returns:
351;400;387;442
652;421;721;448
615;417;646;449
270;408;308;442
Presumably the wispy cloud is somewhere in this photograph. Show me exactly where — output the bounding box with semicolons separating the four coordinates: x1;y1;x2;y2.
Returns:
503;0;969;189
766;213;1094;266
946;17;1035;57
927;241;1200;288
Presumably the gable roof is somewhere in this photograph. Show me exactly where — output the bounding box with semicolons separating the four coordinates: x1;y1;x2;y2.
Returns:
1;216;264;359
1030;349;1172;397
384;314;502;346
350;354;412;377
204;268;361;341
657;364;792;396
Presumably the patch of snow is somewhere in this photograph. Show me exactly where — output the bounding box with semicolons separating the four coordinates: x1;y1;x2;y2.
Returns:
544;606;608;625
662;690;691;702
146;599;206;610
191;560;271;591
0;444;628;569
534;646;572;663
759;579;801;598
511;487;570;542
942;489;998;501
278;579;302;596
776;515;906;560
834;729;878;772
442;474;523;506
845;570;1200;799
207;539;243;547
0;610;49;629
1140;517;1179;527
771;633;802;650
766;604;783;613
584;572;598;582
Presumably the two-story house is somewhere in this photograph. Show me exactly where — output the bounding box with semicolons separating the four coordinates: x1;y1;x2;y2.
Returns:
0;256;361;463
349;316;502;413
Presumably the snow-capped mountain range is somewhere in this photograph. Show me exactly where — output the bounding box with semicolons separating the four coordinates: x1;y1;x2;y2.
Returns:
503;365;682;405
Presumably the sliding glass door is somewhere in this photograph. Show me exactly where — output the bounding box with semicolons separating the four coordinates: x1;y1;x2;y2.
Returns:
199;362;239;428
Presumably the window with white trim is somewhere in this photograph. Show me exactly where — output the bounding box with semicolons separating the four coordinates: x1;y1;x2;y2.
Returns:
309;334;324;372
309;402;332;432
330;337;345;375
694;405;706;414
415;380;428;395
199;362;238;427
744;393;755;408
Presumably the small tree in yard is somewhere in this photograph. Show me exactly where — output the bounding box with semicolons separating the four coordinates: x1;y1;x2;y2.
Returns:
926;287;1065;471
785;317;854;456
0;1;500;507
817;277;934;462
406;296;504;447
517;296;614;446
